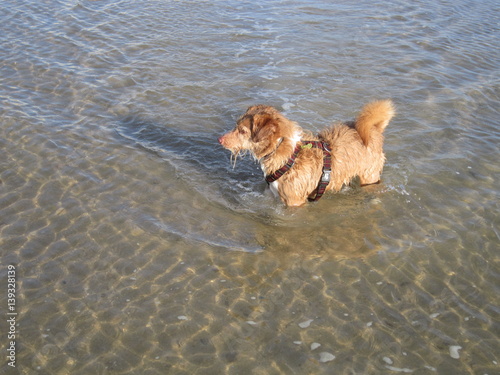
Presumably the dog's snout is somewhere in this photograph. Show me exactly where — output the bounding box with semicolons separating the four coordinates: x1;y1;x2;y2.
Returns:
218;135;225;145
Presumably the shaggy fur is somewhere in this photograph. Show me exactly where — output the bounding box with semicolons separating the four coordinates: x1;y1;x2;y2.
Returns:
218;100;395;206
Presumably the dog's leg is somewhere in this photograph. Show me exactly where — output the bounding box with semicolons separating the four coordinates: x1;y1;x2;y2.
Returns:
279;190;308;207
284;198;307;207
359;173;381;186
360;180;381;187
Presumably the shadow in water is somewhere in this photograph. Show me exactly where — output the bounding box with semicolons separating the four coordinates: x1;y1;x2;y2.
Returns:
113;114;266;209
111;114;387;257
111;114;273;253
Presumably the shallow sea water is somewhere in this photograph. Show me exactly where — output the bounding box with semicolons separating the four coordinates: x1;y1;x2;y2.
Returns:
1;0;499;374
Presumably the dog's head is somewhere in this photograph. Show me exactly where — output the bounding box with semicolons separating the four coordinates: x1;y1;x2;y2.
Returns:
218;105;292;160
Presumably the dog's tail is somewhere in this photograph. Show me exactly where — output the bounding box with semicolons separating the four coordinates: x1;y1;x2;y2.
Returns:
355;100;395;146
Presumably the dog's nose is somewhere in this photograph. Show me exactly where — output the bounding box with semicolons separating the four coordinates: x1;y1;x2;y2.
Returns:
218;135;224;145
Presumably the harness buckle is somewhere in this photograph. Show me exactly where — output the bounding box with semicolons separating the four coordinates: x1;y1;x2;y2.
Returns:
321;170;331;182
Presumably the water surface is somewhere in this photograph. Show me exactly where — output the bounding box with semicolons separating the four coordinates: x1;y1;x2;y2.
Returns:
0;0;499;374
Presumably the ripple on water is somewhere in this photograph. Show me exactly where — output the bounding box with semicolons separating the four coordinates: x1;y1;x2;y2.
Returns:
1;0;499;374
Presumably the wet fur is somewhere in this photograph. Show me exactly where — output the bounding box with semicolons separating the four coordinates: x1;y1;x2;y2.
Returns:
218;100;395;206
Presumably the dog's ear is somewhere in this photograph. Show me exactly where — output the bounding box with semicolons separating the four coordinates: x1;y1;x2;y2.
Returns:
251;113;277;142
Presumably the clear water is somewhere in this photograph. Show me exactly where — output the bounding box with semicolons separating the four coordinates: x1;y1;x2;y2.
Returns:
0;0;499;374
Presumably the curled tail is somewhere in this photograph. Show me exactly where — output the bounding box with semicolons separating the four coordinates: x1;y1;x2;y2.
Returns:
355;100;395;146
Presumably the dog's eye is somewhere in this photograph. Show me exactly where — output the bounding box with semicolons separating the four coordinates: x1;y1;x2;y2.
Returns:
238;128;248;135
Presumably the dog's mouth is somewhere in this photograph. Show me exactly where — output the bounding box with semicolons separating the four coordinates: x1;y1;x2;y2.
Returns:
218;133;250;168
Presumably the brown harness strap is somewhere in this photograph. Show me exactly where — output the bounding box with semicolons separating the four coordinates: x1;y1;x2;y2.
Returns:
265;144;301;184
265;141;332;202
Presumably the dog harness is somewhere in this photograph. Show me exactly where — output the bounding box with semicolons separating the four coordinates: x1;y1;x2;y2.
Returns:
265;141;332;202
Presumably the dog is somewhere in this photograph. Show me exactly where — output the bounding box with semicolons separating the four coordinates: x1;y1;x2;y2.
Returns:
218;100;395;206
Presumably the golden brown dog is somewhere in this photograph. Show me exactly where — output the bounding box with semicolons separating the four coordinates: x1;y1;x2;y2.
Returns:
218;100;395;206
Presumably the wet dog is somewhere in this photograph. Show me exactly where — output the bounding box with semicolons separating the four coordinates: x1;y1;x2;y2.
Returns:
218;100;395;206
